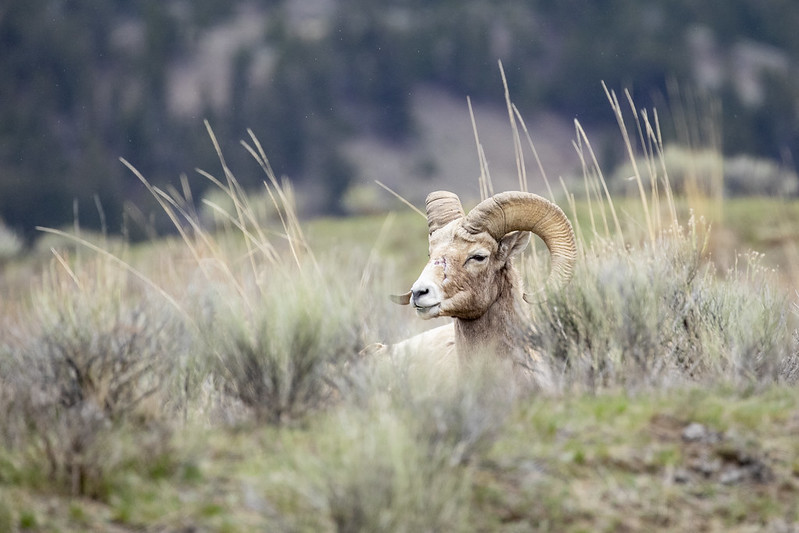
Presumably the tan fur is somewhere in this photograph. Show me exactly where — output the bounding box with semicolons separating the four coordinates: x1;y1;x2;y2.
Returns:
376;222;549;389
370;191;574;392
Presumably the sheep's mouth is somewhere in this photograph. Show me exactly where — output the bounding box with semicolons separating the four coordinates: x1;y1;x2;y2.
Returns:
414;303;441;318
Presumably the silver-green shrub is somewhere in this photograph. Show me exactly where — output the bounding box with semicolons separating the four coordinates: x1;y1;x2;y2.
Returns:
724;154;799;197
0;259;184;496
291;401;474;532
532;225;797;391
196;264;363;424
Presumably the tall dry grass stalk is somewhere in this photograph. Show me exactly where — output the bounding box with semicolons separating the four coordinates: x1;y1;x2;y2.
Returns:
664;80;725;221
494;81;798;391
26;122;372;429
126;123;370;424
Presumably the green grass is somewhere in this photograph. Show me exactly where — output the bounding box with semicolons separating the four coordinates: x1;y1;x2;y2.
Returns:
3;384;795;531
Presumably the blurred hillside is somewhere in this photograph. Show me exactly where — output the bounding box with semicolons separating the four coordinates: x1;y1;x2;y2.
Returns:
1;0;798;237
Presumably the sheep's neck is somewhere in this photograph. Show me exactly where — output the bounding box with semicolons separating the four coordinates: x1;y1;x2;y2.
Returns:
453;266;527;361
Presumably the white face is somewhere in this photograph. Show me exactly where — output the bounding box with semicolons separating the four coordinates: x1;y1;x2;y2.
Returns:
409;221;530;320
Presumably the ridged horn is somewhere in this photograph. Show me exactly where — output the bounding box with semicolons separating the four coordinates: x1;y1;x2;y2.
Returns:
463;191;577;285
425;191;464;235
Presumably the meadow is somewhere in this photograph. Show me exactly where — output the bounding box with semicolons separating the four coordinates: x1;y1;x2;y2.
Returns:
1;89;799;532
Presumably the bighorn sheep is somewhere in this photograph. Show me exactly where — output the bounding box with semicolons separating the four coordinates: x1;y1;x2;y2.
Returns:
373;190;577;388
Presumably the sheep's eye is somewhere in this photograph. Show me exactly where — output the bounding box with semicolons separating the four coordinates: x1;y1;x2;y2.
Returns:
469;253;487;263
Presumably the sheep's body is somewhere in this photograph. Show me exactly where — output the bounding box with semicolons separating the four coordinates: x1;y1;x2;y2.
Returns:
372;190;575;390
365;324;456;364
387;324;456;359
374;322;552;391
360;324;459;389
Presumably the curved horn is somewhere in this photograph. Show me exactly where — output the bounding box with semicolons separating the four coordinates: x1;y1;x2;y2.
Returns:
390;291;412;305
463;191;577;285
425;191;464;235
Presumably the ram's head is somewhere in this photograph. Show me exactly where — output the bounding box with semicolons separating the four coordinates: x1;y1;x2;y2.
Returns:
392;191;577;320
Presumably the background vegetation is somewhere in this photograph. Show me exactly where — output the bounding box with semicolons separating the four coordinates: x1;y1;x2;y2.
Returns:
2;1;799;530
2;0;799;237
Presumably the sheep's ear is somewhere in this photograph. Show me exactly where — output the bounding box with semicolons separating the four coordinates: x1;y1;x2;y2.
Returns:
497;231;531;262
390;291;412;305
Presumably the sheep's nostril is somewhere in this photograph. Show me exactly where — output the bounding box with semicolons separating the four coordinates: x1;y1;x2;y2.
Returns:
410;279;438;309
